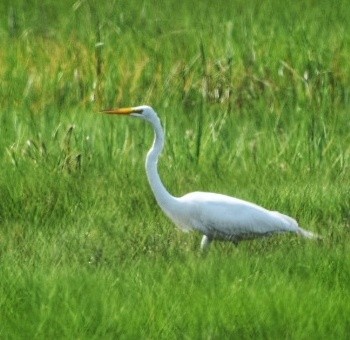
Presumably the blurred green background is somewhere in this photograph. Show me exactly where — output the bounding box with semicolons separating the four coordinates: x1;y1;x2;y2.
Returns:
0;0;349;338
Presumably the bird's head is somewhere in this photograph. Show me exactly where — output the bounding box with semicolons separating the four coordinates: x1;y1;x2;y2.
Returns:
100;105;159;123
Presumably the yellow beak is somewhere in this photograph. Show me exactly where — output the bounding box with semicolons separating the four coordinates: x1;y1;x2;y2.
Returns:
100;107;141;115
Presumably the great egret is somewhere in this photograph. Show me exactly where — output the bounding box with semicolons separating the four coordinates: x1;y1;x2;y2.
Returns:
101;105;318;250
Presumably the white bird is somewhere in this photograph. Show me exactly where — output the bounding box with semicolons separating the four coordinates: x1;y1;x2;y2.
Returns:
101;105;319;250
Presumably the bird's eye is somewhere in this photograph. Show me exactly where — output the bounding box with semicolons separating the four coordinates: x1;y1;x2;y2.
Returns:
134;109;143;114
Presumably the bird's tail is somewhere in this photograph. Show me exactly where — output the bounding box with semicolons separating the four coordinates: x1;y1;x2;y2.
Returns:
298;227;322;240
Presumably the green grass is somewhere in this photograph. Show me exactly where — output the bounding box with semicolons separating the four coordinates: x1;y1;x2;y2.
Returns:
1;0;350;338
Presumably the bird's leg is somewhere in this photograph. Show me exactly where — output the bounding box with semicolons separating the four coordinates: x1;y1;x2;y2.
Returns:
200;235;212;251
232;240;239;247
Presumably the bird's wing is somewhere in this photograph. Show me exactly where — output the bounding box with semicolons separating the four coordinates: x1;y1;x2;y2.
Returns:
180;192;298;238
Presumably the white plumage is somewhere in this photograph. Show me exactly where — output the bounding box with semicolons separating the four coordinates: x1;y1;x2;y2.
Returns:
101;105;318;250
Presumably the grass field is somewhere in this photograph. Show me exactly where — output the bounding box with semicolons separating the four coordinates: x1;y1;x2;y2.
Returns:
1;0;350;338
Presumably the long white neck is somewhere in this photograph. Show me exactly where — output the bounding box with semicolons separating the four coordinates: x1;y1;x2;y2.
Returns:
145;117;177;212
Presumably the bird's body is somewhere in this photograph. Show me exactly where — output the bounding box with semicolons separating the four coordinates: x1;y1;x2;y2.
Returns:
101;105;318;250
157;191;315;248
